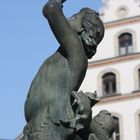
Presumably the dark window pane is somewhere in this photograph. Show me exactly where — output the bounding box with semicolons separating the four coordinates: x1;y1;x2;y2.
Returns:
111;116;120;140
105;83;109;93
118;33;133;55
138;69;140;89
116;136;120;140
102;73;116;96
113;81;116;93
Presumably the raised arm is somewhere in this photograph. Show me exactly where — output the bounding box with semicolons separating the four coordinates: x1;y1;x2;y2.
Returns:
43;0;87;67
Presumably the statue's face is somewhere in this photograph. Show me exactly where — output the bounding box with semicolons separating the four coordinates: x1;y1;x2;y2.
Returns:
81;30;97;59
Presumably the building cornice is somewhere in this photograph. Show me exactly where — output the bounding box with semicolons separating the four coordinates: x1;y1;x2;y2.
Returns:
88;53;140;68
104;15;140;29
96;90;140;105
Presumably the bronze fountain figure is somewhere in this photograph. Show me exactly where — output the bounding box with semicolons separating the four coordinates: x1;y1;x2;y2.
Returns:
22;0;117;140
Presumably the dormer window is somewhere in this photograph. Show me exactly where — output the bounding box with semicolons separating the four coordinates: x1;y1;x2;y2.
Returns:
118;33;133;55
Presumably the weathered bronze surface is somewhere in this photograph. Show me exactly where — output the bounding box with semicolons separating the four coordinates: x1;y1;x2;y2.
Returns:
22;0;116;140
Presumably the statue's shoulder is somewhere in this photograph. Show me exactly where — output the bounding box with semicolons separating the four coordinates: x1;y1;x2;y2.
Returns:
41;51;59;65
39;50;67;72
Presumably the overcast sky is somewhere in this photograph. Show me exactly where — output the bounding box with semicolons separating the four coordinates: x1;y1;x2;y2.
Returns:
0;0;102;138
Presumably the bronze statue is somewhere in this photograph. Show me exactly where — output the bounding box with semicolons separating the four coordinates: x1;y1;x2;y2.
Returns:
89;110;117;140
22;0;116;140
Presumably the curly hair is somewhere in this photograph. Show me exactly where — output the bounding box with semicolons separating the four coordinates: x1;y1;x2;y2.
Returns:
80;8;104;45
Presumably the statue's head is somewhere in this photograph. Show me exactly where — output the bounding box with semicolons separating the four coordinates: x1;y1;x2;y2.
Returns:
90;110;117;139
68;8;104;59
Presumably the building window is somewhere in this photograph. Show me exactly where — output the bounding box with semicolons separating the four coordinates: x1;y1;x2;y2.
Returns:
135;111;140;140
138;113;140;139
139;69;140;89
111;116;120;140
102;73;116;96
118;33;133;55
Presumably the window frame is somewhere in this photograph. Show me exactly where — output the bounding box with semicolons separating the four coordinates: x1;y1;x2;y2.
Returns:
118;32;133;55
102;72;117;96
111;116;120;140
135;110;140;140
111;113;123;140
114;29;136;57
134;65;140;91
97;69;120;97
138;69;140;89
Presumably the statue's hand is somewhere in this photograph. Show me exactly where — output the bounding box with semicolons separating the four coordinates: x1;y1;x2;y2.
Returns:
56;0;67;3
47;0;67;4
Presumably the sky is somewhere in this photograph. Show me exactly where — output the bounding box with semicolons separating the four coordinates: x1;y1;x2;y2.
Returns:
0;0;102;139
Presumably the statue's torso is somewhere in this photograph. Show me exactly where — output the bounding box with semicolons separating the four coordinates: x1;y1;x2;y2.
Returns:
25;50;85;123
